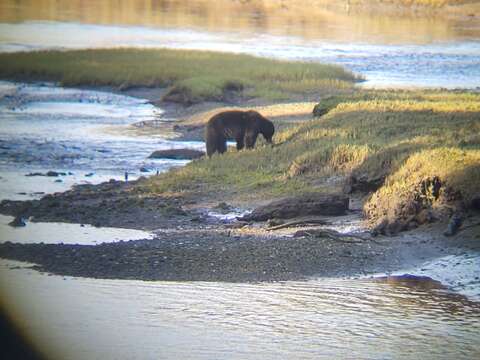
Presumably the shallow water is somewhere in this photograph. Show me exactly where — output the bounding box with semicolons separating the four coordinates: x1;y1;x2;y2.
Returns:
0;81;203;199
1;0;480;88
1;261;479;360
0;215;153;245
386;253;480;301
1;21;480;89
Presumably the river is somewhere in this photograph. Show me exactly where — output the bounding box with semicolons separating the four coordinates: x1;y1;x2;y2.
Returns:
1;1;480;88
1;260;480;360
1;1;480;359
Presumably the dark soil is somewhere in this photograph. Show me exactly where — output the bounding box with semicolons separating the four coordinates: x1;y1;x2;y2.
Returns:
0;178;194;230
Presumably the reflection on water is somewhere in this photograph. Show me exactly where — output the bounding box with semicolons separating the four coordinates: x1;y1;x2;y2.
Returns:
1;3;480;87
1;0;480;44
0;215;153;245
1;261;479;359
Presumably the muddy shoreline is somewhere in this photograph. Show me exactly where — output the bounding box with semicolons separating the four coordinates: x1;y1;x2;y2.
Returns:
1;173;479;282
2;217;479;282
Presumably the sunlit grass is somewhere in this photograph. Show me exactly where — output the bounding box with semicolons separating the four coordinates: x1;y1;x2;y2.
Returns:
365;148;480;226
141;89;480;211
350;0;473;7
0;48;360;102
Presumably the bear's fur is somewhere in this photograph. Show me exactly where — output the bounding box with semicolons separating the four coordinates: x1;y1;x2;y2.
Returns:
205;110;275;157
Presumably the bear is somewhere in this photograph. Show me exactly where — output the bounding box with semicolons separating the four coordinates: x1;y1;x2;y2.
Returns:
205;110;275;157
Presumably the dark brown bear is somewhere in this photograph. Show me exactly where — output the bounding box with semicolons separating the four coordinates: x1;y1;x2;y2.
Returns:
205;110;274;157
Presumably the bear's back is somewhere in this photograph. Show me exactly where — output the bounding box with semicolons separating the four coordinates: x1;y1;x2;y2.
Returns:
208;110;248;129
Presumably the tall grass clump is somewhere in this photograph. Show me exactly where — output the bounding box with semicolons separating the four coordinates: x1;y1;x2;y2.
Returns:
364;148;480;231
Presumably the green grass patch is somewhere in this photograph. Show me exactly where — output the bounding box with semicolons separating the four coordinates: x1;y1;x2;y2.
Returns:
141;89;480;215
0;48;360;103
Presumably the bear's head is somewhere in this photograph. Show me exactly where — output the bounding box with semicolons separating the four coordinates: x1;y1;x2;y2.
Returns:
246;110;275;144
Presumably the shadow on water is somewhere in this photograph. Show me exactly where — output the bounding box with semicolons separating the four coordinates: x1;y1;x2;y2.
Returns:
0;262;479;359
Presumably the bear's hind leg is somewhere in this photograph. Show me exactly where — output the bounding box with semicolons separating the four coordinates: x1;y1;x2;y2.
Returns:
206;131;218;156
236;136;245;151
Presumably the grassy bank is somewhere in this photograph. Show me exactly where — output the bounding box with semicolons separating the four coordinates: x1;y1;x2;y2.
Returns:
0;48;359;102
141;89;480;229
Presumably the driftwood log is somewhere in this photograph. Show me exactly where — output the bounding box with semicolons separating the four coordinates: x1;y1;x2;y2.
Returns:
240;194;349;222
266;218;331;231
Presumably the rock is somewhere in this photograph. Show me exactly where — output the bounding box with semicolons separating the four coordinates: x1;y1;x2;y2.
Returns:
385;220;408;235
344;174;384;194
225;221;248;229
371;219;388;236
416;209;435;224
212;202;234;214
444;213;463;237
162;86;196;105
139;167;150;173
293;230;311;237
267;218;284;227
471;195;480;210
160;205;187;216
54;179;63;183
9;216;26;227
148;148;205;160
27;171;66;177
85;172;94;177
240;194;349;221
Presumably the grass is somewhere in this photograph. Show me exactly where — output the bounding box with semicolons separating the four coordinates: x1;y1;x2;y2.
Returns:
364;148;480;227
0;48;359;102
140;89;480;225
1;48;477;226
350;0;477;8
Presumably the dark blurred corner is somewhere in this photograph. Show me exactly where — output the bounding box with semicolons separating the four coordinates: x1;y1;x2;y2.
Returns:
0;307;46;360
